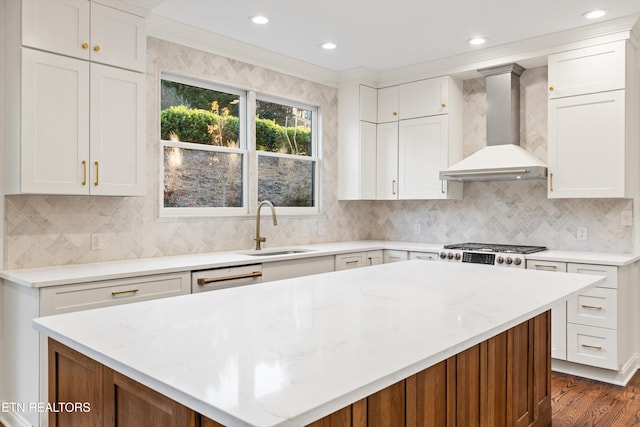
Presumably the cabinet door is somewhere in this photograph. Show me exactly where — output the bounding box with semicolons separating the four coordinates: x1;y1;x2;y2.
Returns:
335;252;366;270
366;250;384;266
21;48;90;194
548;41;626;99
398;77;448;120
376;122;399;200
360;121;377;199
22;0;91;60
548;90;625;198
383;250;408;263
90;63;146;195
398;116;448;199
359;85;378;122
90;2;146;72
377;86;399;123
526;260;567;360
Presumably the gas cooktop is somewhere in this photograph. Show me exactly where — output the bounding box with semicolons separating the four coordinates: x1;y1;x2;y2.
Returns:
443;243;547;254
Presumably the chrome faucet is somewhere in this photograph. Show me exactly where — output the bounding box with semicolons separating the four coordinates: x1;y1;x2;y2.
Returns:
255;200;277;250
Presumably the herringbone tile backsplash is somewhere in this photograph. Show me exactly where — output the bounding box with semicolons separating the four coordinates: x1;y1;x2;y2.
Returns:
3;41;632;268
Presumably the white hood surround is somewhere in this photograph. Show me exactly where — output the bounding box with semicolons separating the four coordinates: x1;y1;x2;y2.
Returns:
441;63;547;181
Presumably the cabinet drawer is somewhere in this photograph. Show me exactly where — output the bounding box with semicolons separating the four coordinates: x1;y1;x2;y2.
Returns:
40;272;191;315
383;250;408;263
568;263;617;289
525;260;567;272
567;287;617;329
567;323;618;370
335;253;365;270
408;251;439;261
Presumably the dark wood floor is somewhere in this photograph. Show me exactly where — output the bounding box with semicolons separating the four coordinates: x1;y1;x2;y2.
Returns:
552;370;640;426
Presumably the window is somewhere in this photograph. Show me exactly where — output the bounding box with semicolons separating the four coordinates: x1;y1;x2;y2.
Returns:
160;76;246;216
256;97;319;213
160;74;320;217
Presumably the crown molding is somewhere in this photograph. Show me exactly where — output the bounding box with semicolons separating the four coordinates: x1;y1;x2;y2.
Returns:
376;14;640;86
147;14;340;87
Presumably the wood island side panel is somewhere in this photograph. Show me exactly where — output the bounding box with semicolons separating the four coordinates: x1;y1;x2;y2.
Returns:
49;311;551;427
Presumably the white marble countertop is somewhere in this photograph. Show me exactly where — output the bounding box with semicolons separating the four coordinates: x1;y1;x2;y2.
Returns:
525;250;640;266
0;240;442;288
33;261;604;427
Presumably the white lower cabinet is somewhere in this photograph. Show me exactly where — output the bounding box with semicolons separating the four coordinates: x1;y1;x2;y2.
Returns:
567;323;618;370
335;250;384;270
383;250;408;263
262;256;335;282
526;260;568;360
3;272;190;427
409;251;439;261
366;250;384;266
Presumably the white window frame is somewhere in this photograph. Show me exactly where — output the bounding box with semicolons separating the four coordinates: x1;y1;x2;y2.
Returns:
158;73;322;218
255;93;321;216
159;73;248;218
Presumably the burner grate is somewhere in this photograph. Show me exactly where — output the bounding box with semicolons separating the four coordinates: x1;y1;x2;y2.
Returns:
443;243;547;254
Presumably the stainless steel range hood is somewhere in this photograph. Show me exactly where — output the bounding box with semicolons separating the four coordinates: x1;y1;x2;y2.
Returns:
440;63;547;182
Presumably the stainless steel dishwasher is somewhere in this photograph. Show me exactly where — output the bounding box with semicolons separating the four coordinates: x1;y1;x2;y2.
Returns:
191;264;263;293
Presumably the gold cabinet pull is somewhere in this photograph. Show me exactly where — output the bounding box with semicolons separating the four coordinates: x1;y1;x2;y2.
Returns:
441;180;445;194
549;173;554;192
441;103;446;108
346;260;359;265
368;257;373;266
549;86;554;91
534;264;557;270
392;180;397;195
392;112;397;116
581;344;602;350
94;161;99;186
82;43;89;49
197;271;262;285
111;288;139;296
581;304;603;310
82;160;87;186
93;45;101;52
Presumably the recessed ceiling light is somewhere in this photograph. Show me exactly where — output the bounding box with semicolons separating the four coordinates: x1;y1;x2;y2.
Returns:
321;42;337;50
250;15;269;25
582;9;609;20
467;37;487;46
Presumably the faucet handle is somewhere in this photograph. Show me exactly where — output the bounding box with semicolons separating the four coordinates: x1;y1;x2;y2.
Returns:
255;237;266;243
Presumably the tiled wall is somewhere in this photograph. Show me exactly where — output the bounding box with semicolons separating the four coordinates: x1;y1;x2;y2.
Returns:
2;43;633;269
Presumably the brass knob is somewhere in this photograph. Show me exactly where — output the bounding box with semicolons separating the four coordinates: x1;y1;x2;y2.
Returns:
82;43;89;49
93;45;101;52
392;112;397;116
549;86;554;91
441;103;446;108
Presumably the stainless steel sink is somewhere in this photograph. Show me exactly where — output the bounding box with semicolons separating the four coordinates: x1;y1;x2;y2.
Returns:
239;249;315;257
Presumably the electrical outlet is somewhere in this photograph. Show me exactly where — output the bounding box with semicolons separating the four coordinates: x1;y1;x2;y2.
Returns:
91;233;103;250
414;223;421;235
621;210;633;226
576;227;588;241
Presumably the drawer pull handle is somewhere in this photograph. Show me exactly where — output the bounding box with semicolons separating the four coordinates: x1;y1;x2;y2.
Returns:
346;260;360;265
581;344;602;350
111;288;139;296
368;257;373;266
534;264;557;270
581;304;603;310
197;271;262;285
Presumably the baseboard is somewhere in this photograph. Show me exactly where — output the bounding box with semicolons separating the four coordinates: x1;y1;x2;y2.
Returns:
552;353;640;386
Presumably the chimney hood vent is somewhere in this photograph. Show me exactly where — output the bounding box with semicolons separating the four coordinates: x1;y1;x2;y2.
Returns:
440;63;547;182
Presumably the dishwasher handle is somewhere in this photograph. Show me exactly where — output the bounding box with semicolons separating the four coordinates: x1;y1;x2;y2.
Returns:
197;271;262;286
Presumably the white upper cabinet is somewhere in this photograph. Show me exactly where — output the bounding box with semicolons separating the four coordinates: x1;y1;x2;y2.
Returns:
359;85;378;123
376;122;399;200
377;86;399;123
22;0;146;72
547;41;626;99
547;40;638;199
398;77;449;119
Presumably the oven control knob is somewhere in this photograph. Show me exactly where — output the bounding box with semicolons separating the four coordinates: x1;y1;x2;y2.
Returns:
506;257;513;265
497;256;504;264
447;252;454;260
514;257;522;266
439;252;447;259
454;253;461;260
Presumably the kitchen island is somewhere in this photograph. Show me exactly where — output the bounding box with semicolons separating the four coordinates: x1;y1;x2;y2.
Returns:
34;261;604;427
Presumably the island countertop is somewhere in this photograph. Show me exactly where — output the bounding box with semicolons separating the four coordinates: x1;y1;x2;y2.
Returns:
33;261;604;427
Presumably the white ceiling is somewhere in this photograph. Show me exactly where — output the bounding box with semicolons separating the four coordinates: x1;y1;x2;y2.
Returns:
151;0;640;73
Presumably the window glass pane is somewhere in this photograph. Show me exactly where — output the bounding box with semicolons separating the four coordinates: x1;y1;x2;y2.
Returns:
256;100;312;156
161;80;240;147
164;146;243;208
258;156;315;207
